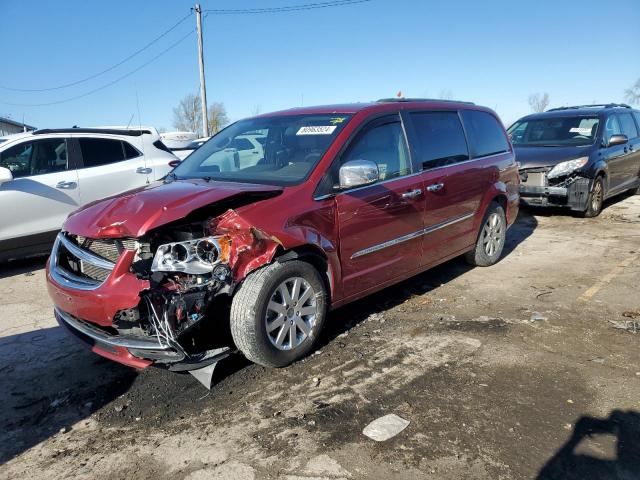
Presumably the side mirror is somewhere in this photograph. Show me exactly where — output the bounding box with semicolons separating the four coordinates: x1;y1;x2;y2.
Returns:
338;160;379;189
0;167;13;185
608;134;628;147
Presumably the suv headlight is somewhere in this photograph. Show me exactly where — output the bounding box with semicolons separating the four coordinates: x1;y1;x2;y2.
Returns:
151;237;227;274
547;157;588;179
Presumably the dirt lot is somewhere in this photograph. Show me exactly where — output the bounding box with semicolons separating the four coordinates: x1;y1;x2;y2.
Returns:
1;194;640;480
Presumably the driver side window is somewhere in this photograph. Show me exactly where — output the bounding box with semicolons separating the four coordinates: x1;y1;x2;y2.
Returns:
341;119;411;182
603;115;621;144
0;139;69;179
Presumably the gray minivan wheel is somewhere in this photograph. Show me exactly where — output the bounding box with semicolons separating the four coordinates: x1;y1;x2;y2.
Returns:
581;176;604;218
230;260;327;368
465;202;506;267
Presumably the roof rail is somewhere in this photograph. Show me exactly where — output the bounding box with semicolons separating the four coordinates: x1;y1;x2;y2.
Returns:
376;97;475;105
546;103;632;112
33;127;152;136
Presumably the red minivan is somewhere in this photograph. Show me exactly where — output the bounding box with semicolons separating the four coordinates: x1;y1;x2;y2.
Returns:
46;99;519;385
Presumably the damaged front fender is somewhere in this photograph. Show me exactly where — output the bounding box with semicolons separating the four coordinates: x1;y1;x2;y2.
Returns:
208;209;283;283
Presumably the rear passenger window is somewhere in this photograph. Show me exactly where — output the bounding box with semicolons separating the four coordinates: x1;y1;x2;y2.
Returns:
461;110;509;158
79;138;126;167
617;113;638;139
410;112;469;170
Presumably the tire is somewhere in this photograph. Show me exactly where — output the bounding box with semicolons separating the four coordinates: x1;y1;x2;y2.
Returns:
464;202;507;267
230;259;327;368
580;176;604;218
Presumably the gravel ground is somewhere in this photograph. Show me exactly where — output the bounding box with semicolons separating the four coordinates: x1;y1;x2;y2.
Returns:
1;193;639;480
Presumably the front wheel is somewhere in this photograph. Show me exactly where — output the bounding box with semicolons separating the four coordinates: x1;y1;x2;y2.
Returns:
465;202;507;267
230;260;327;368
580;176;604;218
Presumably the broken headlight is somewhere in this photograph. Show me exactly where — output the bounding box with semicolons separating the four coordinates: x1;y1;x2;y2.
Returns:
151;237;228;274
547;157;588;179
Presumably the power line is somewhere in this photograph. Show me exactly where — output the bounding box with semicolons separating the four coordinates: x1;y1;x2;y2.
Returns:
203;0;372;15
0;11;193;92
0;29;195;107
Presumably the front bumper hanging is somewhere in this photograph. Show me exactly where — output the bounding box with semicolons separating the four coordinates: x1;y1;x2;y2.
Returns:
519;169;591;211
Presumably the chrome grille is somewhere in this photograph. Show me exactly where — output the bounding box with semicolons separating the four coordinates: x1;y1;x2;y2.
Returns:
73;235;137;263
50;233;116;290
80;261;111;282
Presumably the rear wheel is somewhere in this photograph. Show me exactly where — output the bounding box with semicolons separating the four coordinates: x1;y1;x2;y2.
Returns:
465;202;506;267
581;176;604;218
230;260;327;368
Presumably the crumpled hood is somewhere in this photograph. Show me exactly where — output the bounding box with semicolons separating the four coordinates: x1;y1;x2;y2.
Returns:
63;179;283;238
515;145;595;169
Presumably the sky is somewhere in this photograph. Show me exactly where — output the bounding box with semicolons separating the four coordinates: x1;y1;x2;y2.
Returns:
1;0;639;131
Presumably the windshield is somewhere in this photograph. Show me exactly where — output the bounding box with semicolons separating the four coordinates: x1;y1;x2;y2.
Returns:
508;116;599;147
171;114;351;185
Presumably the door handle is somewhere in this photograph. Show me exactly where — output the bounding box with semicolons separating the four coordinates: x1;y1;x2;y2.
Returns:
401;188;423;199
56;181;77;189
426;182;444;192
136;167;152;174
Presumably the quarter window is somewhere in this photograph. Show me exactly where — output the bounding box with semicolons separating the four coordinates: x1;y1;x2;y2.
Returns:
123;141;141;159
410;112;469;169
0;138;68;179
461;110;509;158
341;119;411;181
79;138;126;167
617;113;638;139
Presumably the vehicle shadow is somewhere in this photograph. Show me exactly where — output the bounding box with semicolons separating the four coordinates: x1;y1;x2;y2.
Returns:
0;326;137;464
537;410;640;480
0;256;47;280
321;208;538;344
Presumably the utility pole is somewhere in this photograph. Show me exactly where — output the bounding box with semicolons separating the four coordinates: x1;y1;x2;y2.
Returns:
195;4;209;137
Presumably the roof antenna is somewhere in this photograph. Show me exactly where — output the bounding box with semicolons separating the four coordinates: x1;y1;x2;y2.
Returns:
125;112;135;129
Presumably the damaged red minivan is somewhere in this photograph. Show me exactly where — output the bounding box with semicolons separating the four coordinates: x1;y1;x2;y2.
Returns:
47;99;519;385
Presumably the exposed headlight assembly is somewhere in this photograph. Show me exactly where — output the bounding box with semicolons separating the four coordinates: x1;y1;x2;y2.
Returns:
151;237;228;274
546;157;589;179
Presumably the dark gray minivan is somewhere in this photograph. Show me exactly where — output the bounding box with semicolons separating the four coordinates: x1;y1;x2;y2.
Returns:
509;104;640;217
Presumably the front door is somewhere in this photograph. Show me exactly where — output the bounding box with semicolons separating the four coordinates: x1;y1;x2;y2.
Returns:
616;112;640;190
602;115;628;193
335;115;425;299
0;137;80;251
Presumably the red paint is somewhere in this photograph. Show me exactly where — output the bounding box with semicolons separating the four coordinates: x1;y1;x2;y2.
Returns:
47;100;519;367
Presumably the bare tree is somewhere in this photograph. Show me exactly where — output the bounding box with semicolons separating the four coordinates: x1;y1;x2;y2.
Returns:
207;102;229;134
172;94;229;134
172;93;201;132
624;79;640;105
250;104;262;116
438;89;453;100
528;93;550;113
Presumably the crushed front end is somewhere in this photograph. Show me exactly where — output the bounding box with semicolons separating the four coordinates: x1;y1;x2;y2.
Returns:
519;166;591;211
46;209;280;379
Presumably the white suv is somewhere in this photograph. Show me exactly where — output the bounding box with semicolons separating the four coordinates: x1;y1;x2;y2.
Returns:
0;128;178;261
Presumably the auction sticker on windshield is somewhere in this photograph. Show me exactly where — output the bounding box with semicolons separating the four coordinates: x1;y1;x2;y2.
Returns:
297;126;337;135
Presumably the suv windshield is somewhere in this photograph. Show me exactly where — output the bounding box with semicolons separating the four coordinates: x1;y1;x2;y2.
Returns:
171;114;351;185
508;116;600;147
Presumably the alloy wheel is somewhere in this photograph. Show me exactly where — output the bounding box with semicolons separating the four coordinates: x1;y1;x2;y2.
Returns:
482;212;504;257
592;180;603;212
265;277;317;351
